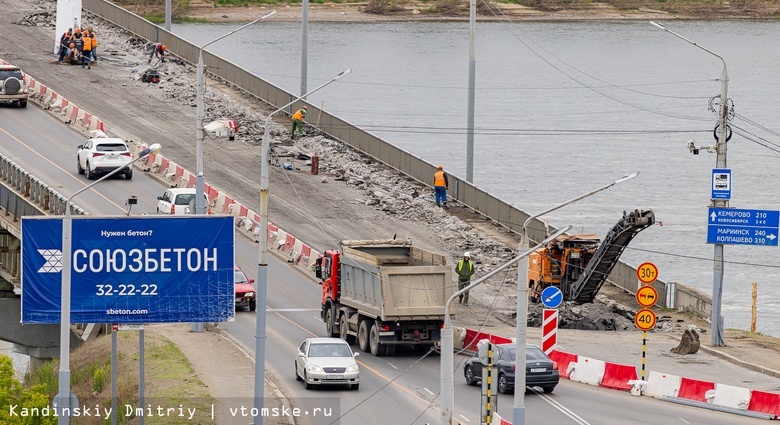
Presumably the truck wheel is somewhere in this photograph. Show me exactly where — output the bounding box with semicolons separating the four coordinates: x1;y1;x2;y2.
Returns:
340;314;355;345
369;324;388;356
358;320;370;352
324;307;337;337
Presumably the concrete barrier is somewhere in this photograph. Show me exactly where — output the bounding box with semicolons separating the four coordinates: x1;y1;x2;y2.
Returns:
643;371;681;399
569;356;605;386
600;362;638;391
711;383;751;410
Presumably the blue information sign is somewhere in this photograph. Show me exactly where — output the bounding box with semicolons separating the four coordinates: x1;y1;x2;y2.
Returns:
541;286;563;309
21;216;236;324
707;207;779;247
711;168;732;200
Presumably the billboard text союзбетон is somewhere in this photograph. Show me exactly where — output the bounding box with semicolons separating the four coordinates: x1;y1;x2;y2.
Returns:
21;216;235;324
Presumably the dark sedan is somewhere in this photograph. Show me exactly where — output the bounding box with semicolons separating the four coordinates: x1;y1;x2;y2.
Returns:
463;343;559;394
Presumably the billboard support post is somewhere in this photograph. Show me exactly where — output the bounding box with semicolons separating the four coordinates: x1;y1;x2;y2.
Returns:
56;144;161;425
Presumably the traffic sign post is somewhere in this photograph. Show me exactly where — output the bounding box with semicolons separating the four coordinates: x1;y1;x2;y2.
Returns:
707;207;779;246
541;309;558;355
541;286;563;309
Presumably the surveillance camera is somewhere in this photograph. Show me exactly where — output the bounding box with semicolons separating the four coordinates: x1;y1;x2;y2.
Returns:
686;140;699;155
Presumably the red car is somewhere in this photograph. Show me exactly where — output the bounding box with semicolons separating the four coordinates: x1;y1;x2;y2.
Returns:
235;266;256;311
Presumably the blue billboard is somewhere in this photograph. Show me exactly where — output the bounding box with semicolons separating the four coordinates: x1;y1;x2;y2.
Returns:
21;216;235;324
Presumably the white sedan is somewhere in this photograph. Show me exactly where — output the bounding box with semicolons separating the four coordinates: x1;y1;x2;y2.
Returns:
77;138;134;180
295;338;360;390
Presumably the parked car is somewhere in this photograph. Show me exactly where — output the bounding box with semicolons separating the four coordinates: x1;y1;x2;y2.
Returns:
463;343;559;394
234;266;256;311
0;64;28;108
295;337;360;390
156;188;209;215
77;138;133;180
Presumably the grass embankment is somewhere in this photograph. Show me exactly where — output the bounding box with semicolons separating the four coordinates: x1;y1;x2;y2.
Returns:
2;330;211;425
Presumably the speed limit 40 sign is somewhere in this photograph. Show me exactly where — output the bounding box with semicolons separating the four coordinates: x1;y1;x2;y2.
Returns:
637;262;658;285
634;309;657;331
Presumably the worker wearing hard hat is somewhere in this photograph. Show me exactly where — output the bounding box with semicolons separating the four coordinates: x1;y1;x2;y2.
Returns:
291;105;307;140
433;165;449;208
148;43;167;64
456;252;475;305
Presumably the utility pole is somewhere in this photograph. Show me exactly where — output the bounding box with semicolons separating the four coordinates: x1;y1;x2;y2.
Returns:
651;22;729;346
465;0;476;183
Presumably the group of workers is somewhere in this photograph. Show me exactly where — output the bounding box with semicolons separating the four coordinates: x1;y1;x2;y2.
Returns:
58;27;98;68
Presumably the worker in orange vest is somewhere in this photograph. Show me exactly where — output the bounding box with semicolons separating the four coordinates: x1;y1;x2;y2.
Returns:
291;105;307;139
433;165;449;208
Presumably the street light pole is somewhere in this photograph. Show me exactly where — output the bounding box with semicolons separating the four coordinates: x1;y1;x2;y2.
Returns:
194;10;276;333
196;10;277;214
57;143;162;425
513;172;638;425
440;226;572;425
650;21;729;346
253;69;351;425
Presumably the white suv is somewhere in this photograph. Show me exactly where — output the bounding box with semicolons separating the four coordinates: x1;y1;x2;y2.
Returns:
0;65;28;108
157;188;210;215
77;138;134;180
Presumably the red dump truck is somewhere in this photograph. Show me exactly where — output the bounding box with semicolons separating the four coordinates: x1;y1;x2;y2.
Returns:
315;239;453;356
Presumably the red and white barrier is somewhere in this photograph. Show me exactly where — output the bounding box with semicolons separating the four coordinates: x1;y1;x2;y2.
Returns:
600;362;637;391
643;371;680;399
541;309;558;355
711;383;751;410
491;412;512;425
548;350;577;379
747;390;780;418
676;377;715;402
569;356;605;386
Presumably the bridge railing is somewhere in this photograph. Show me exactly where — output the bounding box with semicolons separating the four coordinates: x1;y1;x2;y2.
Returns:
58;1;715;321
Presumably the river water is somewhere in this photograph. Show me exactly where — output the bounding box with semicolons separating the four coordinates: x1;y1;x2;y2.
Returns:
172;20;780;337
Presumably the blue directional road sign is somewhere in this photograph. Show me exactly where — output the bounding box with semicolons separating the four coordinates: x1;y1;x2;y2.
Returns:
541;286;563;309
707;207;779;246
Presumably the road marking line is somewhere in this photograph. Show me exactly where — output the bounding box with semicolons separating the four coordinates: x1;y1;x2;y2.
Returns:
387;362;398;370
0;127;126;213
424;387;435;396
678;418;691;424
266;308;319;312
458;414;471;422
536;388;590;425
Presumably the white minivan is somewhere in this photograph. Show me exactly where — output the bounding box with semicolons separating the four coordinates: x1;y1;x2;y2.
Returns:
156;188;210;215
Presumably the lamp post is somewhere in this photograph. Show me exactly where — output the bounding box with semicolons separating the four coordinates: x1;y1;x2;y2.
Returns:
56;143;162;425
196;10;277;213
440;226;572;425
253;69;351;425
193;10;276;333
513;172;638;425
650;21;729;346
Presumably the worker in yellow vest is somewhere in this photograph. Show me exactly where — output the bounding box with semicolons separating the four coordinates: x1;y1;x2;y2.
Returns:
291;105;307;139
456;252;475;305
433;165;449;208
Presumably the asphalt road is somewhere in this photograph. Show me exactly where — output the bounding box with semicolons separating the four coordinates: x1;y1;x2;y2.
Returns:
1;97;769;425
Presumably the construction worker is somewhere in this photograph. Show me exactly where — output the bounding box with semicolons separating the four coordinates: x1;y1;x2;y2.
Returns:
65;43;80;65
290;105;307;139
148;43;166;64
71;28;84;61
81;30;92;69
58;28;73;63
433;165;449;208
87;27;98;62
456;252;475;305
